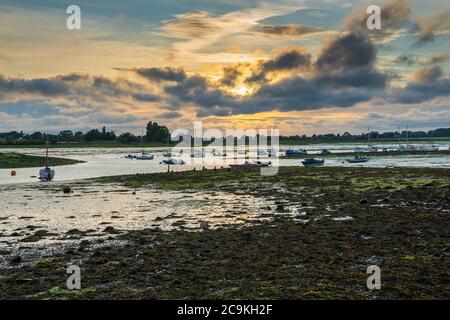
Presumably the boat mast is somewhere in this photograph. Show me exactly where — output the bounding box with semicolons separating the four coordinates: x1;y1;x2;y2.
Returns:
141;130;144;155
166;133;170;173
45;140;49;169
405;125;409;143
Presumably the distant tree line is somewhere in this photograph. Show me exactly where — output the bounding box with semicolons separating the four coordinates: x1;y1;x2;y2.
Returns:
1;126;449;145
0;122;171;145
279;128;450;142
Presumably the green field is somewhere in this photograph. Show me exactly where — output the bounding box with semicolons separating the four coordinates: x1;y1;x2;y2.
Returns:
0;141;170;149
0;152;82;169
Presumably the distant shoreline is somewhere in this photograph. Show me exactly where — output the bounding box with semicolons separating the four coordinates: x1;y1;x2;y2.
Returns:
0;137;449;149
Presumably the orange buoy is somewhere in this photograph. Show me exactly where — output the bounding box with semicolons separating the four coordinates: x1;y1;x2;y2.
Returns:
11;170;16;176
63;186;71;194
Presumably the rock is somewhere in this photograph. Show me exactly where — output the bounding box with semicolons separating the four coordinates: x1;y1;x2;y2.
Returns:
34;230;50;237
200;221;209;231
66;229;82;235
10;256;21;264
172;279;181;286
104;226;118;234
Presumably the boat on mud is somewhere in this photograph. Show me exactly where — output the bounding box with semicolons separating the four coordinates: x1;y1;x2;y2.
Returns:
162;159;185;165
257;149;276;157
38;145;55;181
301;158;325;166
229;160;271;169
321;149;331;154
135;153;154;160
286;149;307;155
191;151;206;158
345;156;369;163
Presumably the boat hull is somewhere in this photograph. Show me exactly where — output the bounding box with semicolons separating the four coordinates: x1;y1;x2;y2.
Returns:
39;168;55;181
301;159;325;166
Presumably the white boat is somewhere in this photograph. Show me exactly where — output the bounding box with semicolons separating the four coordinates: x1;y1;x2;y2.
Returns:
38;145;55;181
345;156;369;163
229;160;271;169
162;159;185;165
134;133;154;160
135;153;154;160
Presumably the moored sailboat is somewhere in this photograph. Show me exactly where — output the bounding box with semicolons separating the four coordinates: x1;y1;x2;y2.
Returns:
39;144;55;181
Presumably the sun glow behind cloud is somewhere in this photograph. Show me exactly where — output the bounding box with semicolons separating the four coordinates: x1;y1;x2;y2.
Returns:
0;0;449;134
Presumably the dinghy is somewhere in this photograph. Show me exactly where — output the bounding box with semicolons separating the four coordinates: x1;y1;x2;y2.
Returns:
301;158;325;166
345;156;369;163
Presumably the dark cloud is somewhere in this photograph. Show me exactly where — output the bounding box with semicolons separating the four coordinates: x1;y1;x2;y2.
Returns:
254;24;323;36
315;32;376;72
413;66;444;83
246;49;311;84
389;66;449;104
221;65;243;87
314;67;388;89
135;67;187;83
390;79;450;104
416;10;450;44
159;111;182;119
0;75;70;97
395;54;416;65
423;53;450;65
0;73;159;106
132;93;161;102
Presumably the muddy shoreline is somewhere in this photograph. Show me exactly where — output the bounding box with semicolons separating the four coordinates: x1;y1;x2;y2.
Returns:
1;167;449;299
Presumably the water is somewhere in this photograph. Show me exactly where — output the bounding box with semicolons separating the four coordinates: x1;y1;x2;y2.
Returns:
0;144;449;185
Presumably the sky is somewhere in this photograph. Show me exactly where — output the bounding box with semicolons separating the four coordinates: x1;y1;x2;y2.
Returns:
0;0;449;135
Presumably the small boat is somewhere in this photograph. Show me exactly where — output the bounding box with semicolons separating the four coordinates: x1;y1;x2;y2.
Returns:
257;149;276;157
321;149;331;155
162;159;185;165
39;145;55;181
124;154;136;159
134;132;154;160
301;158;325;166
212;151;227;157
135;153;154;160
286;149;307;155
229;161;271;169
345;156;369;163
191;151;206;158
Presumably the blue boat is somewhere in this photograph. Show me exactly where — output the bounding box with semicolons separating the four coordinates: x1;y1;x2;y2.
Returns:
286;149;307;155
301;158;325;166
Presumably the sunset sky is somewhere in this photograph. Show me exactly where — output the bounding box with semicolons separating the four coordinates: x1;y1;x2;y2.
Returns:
0;0;449;135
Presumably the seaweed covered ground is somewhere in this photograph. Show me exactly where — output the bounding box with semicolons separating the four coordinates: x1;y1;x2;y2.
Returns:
0;152;82;169
1;167;449;299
